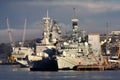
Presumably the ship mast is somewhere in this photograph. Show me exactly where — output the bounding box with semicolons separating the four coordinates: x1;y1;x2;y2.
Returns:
71;8;79;41
42;10;50;44
72;8;78;32
105;22;110;55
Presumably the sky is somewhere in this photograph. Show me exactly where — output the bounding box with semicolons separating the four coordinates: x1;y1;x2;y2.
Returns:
0;0;120;43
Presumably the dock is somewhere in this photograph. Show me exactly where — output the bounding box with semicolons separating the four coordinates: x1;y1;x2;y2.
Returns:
75;65;105;71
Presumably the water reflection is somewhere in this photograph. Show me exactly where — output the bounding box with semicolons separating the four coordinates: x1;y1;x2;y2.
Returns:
0;65;120;80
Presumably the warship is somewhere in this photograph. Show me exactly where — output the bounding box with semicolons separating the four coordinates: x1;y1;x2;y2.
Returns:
56;8;104;70
30;11;61;71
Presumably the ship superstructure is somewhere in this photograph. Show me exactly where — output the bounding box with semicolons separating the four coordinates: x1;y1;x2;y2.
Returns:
34;11;61;58
30;11;61;71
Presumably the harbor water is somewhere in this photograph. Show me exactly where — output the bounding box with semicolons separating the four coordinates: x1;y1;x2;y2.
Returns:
0;65;120;80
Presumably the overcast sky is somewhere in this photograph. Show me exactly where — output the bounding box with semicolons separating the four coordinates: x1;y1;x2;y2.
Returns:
0;0;120;43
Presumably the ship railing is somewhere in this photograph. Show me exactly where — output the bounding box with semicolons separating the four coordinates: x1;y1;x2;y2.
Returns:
36;43;54;46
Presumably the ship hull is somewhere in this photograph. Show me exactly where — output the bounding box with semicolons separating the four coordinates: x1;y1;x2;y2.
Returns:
56;56;101;70
16;60;29;68
30;57;58;71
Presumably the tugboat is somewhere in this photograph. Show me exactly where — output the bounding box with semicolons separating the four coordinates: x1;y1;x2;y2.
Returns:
30;11;61;71
56;8;104;70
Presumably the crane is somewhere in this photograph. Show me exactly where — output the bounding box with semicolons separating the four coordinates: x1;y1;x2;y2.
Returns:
6;17;15;48
6;17;33;64
6;17;16;63
6;18;27;47
21;18;27;47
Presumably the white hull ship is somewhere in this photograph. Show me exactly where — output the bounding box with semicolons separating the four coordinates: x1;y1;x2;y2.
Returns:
6;18;36;67
11;47;34;67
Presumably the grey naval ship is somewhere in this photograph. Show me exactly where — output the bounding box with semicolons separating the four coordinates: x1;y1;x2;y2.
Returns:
30;11;61;71
56;9;104;70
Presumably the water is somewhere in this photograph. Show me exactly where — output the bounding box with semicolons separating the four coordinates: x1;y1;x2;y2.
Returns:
0;65;120;80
